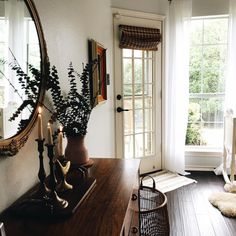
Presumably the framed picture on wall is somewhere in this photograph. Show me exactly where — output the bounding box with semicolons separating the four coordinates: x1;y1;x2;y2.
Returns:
88;39;107;107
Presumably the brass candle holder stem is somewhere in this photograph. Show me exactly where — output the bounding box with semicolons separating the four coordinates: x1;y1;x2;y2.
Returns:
46;144;68;209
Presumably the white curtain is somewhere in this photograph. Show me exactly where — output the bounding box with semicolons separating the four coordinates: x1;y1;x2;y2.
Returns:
214;0;236;176
163;0;192;175
225;0;236;113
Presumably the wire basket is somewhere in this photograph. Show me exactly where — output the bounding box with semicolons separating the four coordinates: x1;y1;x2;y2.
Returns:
139;175;170;236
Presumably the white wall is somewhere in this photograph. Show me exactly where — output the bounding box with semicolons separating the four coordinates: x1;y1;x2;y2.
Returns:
111;0;229;17
111;0;168;15
192;0;229;16
35;0;114;158
0;0;114;213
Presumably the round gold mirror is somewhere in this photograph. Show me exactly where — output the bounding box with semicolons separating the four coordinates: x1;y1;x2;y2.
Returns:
0;0;47;156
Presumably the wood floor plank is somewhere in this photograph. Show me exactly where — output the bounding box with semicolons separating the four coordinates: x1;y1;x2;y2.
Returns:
166;171;236;236
196;214;215;236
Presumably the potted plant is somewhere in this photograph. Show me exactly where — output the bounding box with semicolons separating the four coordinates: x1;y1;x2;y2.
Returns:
1;56;98;166
46;60;98;166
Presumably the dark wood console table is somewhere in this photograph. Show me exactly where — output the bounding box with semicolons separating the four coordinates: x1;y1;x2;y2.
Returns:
0;158;140;236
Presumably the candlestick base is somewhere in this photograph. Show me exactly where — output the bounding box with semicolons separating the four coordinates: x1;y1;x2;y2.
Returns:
50;190;68;209
34;183;51;199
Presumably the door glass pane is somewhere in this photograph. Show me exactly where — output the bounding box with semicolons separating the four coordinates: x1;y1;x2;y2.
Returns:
124;110;133;135
123;58;132;84
144;84;152;96
135;109;143;133
123;84;133;96
145;109;153;132
124;98;133;110
144;97;152;108
135;133;143;158
144;59;152;83
134;84;142;95
123;49;132;57
124;135;133;159
134;50;142;58
135;98;143;109
145;132;153;156
134;59;142;83
144;51;152;58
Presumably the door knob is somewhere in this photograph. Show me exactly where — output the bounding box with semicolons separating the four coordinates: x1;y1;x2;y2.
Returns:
116;107;130;113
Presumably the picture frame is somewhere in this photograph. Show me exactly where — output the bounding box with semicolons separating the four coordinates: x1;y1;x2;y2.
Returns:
88;39;107;107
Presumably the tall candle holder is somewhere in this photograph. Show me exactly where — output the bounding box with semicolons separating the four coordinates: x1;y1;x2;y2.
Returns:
46;144;68;209
35;138;50;198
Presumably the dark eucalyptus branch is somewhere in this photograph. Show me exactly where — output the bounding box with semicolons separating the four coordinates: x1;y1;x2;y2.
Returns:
0;63;25;103
46;59;99;137
8;99;36;122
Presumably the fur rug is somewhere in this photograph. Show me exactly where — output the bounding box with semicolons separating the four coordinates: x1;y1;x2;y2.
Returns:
209;192;236;217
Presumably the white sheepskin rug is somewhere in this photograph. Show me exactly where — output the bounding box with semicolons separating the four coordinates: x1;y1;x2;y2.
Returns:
209;192;236;217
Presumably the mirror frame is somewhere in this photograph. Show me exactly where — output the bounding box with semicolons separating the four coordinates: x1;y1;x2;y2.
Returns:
0;0;48;156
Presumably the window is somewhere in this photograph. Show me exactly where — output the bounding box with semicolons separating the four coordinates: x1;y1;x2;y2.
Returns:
186;16;228;149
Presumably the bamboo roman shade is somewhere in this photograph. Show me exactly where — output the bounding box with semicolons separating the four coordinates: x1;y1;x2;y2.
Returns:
119;24;161;51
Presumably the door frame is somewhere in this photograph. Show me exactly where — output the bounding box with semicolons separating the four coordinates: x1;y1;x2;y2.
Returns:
112;8;166;174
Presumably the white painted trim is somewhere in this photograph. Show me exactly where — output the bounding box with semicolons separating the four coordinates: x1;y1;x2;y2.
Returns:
112;7;166;21
185;150;222;158
185;165;216;171
185;152;222;171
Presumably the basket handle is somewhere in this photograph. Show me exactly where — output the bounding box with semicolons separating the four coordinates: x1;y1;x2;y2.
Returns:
140;175;156;189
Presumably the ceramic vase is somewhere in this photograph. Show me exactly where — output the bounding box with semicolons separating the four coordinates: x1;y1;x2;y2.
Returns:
64;135;91;166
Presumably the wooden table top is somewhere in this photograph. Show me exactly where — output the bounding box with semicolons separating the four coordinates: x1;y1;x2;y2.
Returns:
0;158;140;236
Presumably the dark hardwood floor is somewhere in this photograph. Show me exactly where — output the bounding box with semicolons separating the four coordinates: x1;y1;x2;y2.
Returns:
166;171;236;236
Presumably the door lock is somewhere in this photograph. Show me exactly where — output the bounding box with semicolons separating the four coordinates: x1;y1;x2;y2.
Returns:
116;94;122;100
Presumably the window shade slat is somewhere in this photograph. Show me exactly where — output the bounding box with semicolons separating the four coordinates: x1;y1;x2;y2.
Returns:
119;24;161;51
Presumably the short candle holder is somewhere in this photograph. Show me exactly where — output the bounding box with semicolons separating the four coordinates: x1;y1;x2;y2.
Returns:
46;144;68;210
56;158;73;192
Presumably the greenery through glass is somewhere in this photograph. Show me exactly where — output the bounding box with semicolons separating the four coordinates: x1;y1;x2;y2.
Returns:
186;17;228;147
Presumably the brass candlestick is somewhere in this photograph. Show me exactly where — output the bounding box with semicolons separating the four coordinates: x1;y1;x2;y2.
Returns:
36;138;50;197
46;144;68;209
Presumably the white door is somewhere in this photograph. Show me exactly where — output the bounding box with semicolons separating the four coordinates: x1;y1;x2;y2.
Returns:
113;10;163;174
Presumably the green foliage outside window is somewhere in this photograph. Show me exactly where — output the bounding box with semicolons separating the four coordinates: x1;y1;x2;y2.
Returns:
185;103;203;145
186;17;228;146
